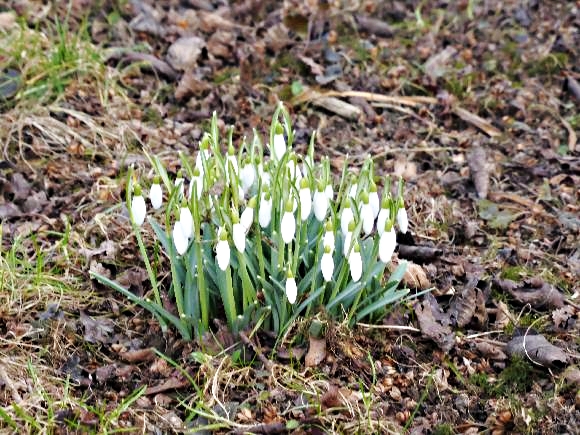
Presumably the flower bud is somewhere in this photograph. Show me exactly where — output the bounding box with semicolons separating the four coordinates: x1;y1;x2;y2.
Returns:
131;184;147;226
149;177;163;210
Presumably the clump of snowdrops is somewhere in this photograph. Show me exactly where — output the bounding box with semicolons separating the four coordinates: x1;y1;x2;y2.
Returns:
93;105;410;340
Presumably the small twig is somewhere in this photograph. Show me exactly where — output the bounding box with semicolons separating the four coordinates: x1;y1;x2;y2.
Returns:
464;330;504;340
239;330;273;370
357;323;420;332
0;364;22;404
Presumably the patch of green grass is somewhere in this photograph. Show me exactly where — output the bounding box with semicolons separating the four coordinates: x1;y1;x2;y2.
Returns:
433;423;455;435
500;265;531;280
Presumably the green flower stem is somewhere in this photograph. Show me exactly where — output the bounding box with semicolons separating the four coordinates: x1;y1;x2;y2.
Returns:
236;252;255;310
192;196;209;331
221;266;237;331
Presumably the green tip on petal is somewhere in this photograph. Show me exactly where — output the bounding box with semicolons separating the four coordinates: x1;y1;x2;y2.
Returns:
231;210;240;224
284;199;294;212
200;134;210;149
317;180;325;192
348;219;356;232
323;244;332;254
176;169;183;177
248;196;257;208
275;122;284;135
324;219;333;232
300;178;310;189
353;241;360;253
384;219;393;232
381;197;390;209
219;228;228;240
286;268;294;279
361;191;369;204
227;144;235;155
133;184;142;196
193;167;201;176
369;180;377;192
152;176;160;184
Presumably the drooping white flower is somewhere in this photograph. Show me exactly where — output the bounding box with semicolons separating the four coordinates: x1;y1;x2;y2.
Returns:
287;155;302;182
369;182;380;219
240;197;256;232
325;182;333;200
149;177;163;210
232;221;246;253
312;182;328;222
379;225;397;264
397;206;408;234
343;220;355;257
131;185;147;226
215;228;230;271
320;246;334;282
258;160;271;187
377;198;390;236
259;191;272;228
174;170;185;199
240;159;256;193
340;201;354;236
179;205;193;240
285;271;297;304
298;178;312;221
360;192;374;236
280;200;296;244
349;183;358;199
196;134;211;172
323;220;335;253
271;122;287;161
173;220;189;256
348;242;362;282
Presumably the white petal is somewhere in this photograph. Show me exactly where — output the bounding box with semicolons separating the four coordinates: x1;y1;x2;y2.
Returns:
379;227;397;264
179;207;193;240
259;196;272;228
299;188;312;221
173;221;189;255
285;277;297;304
273;133;286;161
240;164;256;192
323;230;335;253
340;207;354;236
377;208;390;236
216;239;230;271
343;231;352;256
312;190;328;222
174;178;184;199
240;207;254;232
189;175;203;200
361;203;374;236
349;251;362;282
281;211;296;244
321;252;334;282
131;195;146;226
369;191;380;218
397;208;409;234
349;183;358;199
149;184;163;210
233;223;246;253
325;184;333;200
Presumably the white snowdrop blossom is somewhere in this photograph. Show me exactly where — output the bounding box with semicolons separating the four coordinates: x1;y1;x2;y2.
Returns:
348;243;363;282
189;168;203;201
232;221;246;253
287;156;302;182
369;183;380;218
174;171;185;199
377;199;390;236
149;179;163;210
360;193;374;236
173;220;189;256
280;201;296;244
343;220;355;257
325;183;333;200
240;160;256;193
179;205;193;240
272;122;287;161
379;225;397;264
259;191;272;228
320;246;334;282
131;186;147;226
195;135;211;172
312;183;328;222
215;229;230;271
349;183;358;199
285;272;297;304
340;202;354;236
323;220;335;253
240;198;256;232
397;206;409;234
298;179;312;221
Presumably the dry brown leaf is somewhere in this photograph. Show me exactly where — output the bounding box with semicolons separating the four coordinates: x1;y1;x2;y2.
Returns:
467;145;489;199
493;300;513;330
402;262;430;290
475;341;507;361
505;334;568;368
552;306;576;329
305;336;326;367
494;277;566;309
79;312;115;344
414;294;455;352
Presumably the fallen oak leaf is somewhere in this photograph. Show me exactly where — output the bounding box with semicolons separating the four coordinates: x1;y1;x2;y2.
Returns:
305;336;326;367
493;277;566;309
414;293;455;352
505;333;568;368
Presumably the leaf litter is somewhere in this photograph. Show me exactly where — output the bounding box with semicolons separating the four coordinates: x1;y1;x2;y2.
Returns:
1;0;579;432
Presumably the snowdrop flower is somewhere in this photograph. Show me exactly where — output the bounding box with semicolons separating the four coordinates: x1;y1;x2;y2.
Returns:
174;170;185;199
298;178;312;221
369;181;380;219
271;122;287;162
258;159;271;187
173;220;189;256
377;197;390;236
188;167;203;201
320;245;334;282
323;220;335;253
131;184;147;226
259;191;272;228
280;200;296;244
360;192;374;236
179;204;193;240
240;197;256;232
397;203;409;234
379;222;396;264
240;158;256;193
340;200;354;236
348;241;362;282
285;269;297;304
195;134;211;172
149;177;163;210
349;182;358;199
215;228;230;271
325;183;333;200
232;213;246;253
287;154;302;183
343;220;355;257
312;181;328;222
